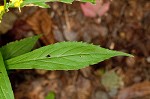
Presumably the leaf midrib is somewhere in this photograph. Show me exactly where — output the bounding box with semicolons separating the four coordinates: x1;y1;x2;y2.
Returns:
7;53;118;65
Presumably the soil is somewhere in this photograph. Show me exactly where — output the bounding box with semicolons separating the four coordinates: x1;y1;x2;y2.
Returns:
0;0;150;99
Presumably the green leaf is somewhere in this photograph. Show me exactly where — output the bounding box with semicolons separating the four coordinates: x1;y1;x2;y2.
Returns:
81;0;95;4
6;42;133;70
0;52;14;99
0;35;40;60
22;0;95;6
45;92;55;99
58;0;74;3
22;0;71;6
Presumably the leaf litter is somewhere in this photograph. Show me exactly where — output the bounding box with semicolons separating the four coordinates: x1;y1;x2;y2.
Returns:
0;0;150;99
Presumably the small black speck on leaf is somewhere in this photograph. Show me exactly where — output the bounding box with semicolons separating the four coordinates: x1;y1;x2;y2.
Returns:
46;54;51;58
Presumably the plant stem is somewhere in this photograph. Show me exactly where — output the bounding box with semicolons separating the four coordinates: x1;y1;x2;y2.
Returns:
4;0;7;11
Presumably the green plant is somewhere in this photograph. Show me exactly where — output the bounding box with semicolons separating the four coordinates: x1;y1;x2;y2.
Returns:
0;35;132;99
45;91;55;99
0;0;133;99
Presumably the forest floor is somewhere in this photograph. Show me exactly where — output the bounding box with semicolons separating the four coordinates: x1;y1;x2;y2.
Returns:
0;0;150;99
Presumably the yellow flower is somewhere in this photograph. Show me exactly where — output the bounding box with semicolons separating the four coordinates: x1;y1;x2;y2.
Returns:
0;6;5;22
10;0;23;12
0;6;4;13
14;0;23;7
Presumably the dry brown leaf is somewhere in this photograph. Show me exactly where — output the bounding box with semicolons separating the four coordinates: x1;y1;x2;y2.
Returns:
117;81;150;99
27;9;55;45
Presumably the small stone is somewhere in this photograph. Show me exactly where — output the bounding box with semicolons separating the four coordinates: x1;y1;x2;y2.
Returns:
108;88;118;97
101;71;123;91
146;57;150;63
94;90;109;99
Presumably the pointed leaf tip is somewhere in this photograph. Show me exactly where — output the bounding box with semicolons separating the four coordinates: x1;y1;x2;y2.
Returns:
0;35;40;60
